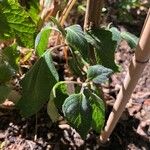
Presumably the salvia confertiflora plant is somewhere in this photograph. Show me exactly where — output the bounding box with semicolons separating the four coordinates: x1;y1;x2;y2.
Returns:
0;0;139;139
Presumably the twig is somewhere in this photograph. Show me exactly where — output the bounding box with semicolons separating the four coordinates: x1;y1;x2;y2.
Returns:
59;0;77;26
49;44;67;52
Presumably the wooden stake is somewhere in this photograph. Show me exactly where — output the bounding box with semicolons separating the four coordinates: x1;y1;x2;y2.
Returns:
100;9;150;143
84;0;104;63
84;0;104;30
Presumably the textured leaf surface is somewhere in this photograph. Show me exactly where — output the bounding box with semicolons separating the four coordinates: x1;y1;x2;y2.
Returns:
18;0;40;23
2;43;19;70
62;93;92;139
87;65;113;84
85;30;101;50
121;31;139;48
109;27;121;44
90;93;105;133
0;85;11;104
35;27;52;57
0;0;37;48
26;0;40;24
85;28;118;71
0;61;15;83
17;51;59;117
66;25;89;61
51;81;69;112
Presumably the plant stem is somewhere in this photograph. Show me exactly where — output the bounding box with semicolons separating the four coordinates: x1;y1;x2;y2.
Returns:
49;44;67;52
84;0;104;30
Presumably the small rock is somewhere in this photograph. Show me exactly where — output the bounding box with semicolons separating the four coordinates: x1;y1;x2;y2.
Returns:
47;133;54;140
59;124;70;130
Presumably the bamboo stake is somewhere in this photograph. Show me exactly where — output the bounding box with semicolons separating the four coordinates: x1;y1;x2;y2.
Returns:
84;0;104;30
84;0;104;64
100;9;150;143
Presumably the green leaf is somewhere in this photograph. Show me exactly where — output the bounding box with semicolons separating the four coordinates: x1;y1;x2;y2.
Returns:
35;27;52;57
0;85;11;104
47;81;75;122
68;58;83;76
26;0;40;24
2;43;19;70
0;0;37;48
68;51;86;78
51;81;69;112
18;0;40;24
65;25;89;62
62;93;92;139
17;51;59;117
47;98;60;122
109;27;121;44
68;57;83;77
50;17;66;37
121;31;139;48
87;65;113;84
0;61;15;83
85;30;101;50
85;28;118;71
90;93;105;133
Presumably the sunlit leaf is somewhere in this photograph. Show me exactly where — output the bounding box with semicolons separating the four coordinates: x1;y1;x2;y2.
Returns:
66;24;89;62
121;31;139;48
62;93;92;139
109;27;122;44
87;65;113;84
90;93;105;133
0;0;37;48
26;0;40;24
85;28;119;71
35;27;52;57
